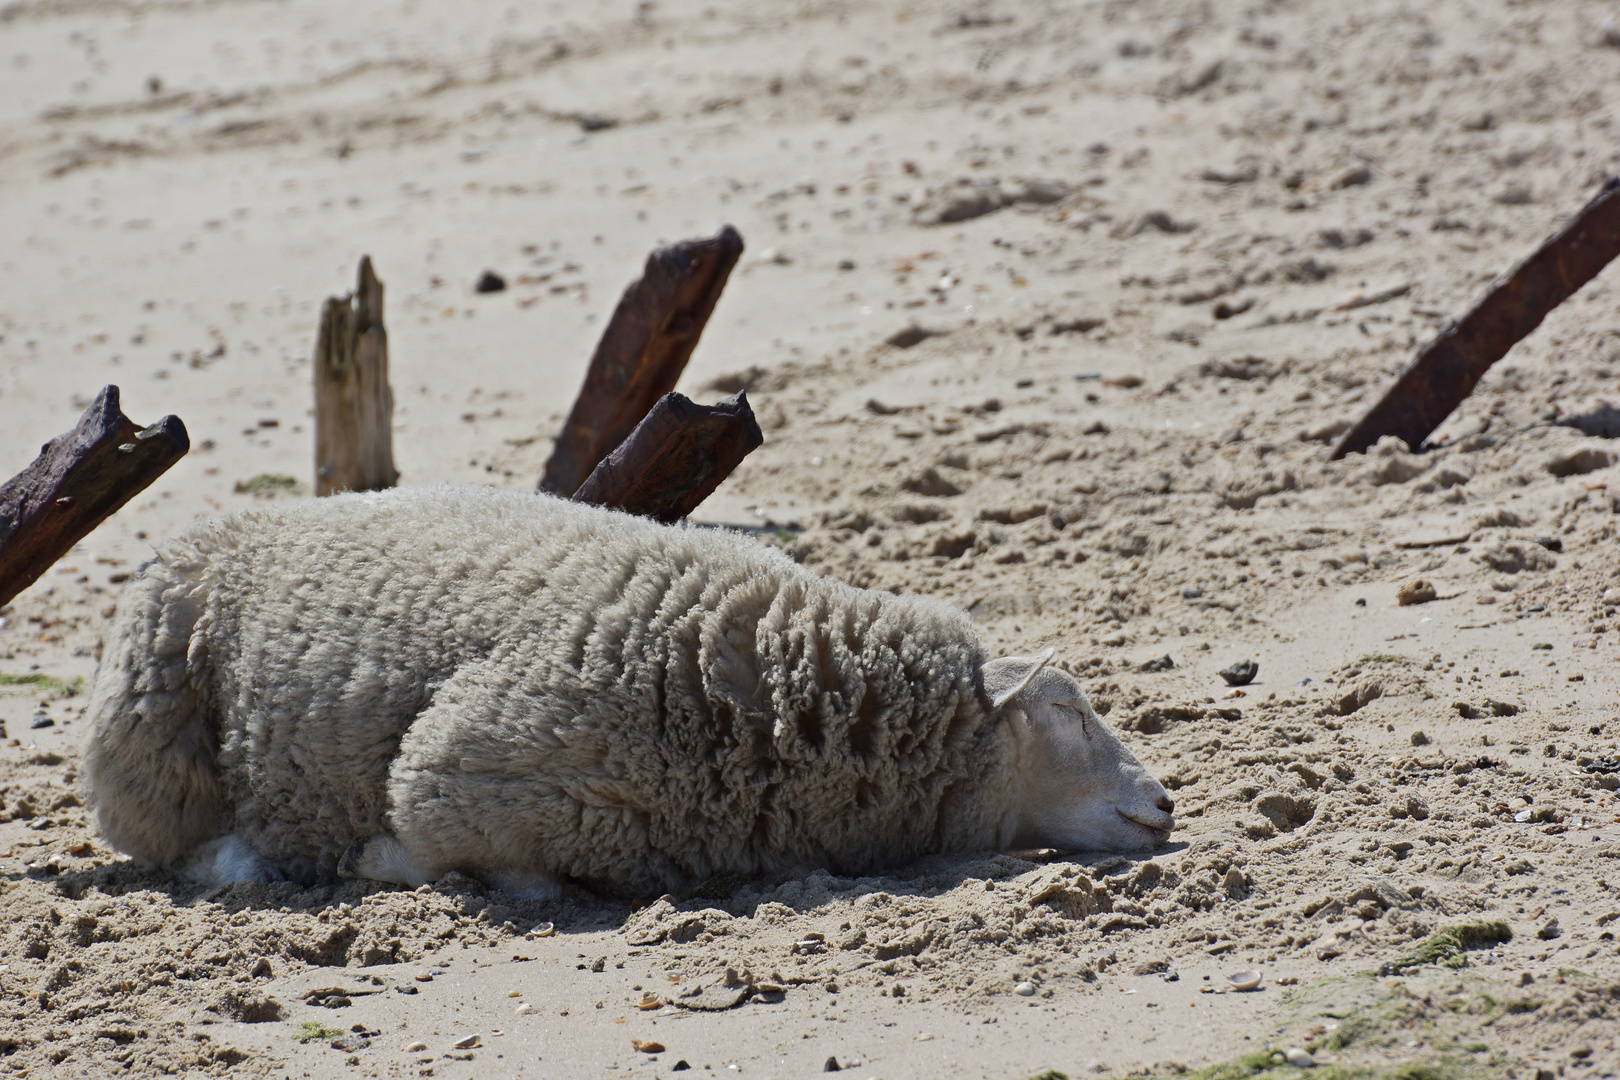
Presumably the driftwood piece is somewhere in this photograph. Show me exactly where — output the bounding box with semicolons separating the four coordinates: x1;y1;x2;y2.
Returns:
315;256;398;495
0;386;188;608
1334;176;1620;459
541;225;745;496
571;391;762;523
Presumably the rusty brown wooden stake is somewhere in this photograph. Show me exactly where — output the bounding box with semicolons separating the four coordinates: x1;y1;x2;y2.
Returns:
315;256;399;495
541;225;745;496
1333;176;1620;459
570;391;763;523
0;386;188;608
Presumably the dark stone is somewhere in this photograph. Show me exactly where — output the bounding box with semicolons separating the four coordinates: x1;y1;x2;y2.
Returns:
1219;659;1258;686
474;271;507;294
885;325;944;350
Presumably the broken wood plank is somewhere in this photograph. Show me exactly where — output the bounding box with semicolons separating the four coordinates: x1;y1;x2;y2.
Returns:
0;386;188;608
1333;176;1620;459
570;390;762;523
541;225;745;496
315;255;398;495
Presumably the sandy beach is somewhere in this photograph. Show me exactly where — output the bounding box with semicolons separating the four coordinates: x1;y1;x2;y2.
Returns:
4;1;1620;1076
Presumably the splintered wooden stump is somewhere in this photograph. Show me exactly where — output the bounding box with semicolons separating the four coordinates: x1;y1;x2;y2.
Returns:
1334;176;1620;458
571;391;762;523
315;256;399;495
541;225;745;496
0;386;188;608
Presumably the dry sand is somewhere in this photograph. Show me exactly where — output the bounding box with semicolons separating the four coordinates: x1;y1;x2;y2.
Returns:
4;0;1620;1076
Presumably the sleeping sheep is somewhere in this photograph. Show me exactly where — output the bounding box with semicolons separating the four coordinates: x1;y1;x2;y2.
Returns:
81;485;1174;898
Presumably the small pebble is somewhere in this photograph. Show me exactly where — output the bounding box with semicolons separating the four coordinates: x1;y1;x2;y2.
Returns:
1014;981;1037;996
1410;731;1430;747
1182;587;1204;599
30;715;53;729
1603;587;1620;606
404;1042;428;1053
1397;579;1437;606
474;271;507;293
507;990;522;997
1218;659;1258;687
515;1002;535;1015
1538;917;1561;940
1284;1047;1314;1068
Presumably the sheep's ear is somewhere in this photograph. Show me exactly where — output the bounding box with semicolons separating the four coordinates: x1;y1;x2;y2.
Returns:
982;647;1056;711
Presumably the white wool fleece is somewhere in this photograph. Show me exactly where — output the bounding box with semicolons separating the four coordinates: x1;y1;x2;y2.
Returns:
81;485;1021;895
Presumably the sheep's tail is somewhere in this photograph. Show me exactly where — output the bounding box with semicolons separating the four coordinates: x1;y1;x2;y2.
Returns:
80;542;228;868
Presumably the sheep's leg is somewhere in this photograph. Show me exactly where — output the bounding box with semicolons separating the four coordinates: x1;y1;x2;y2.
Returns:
180;834;283;886
383;657;583;895
338;832;434;889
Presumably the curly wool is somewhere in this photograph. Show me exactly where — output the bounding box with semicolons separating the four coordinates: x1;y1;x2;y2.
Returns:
82;485;1016;895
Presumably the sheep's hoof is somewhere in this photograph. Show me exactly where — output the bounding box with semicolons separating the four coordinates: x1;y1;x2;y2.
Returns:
337;839;367;880
338;832;434;887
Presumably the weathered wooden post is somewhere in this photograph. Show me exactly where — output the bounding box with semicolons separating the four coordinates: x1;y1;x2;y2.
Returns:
541;225;744;496
315;256;399;495
1334;176;1620;458
571;391;763;523
0;386;188;607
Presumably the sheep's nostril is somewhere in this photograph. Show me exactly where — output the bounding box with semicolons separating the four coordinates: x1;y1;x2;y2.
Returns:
1157;795;1175;815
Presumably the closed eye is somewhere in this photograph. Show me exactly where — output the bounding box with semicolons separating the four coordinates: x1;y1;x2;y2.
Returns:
1056;702;1091;735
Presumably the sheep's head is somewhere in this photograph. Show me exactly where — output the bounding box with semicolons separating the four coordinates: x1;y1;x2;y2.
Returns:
983;649;1174;852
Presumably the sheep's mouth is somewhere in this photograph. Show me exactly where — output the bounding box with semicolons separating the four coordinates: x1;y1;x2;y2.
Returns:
1117;809;1174;842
